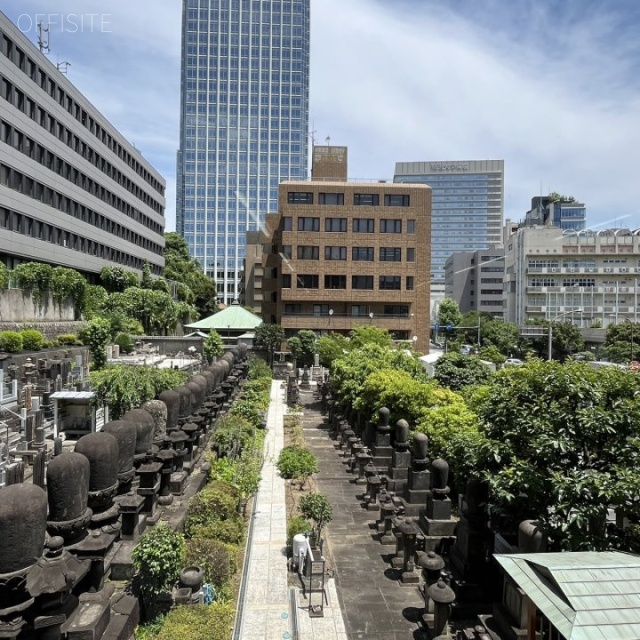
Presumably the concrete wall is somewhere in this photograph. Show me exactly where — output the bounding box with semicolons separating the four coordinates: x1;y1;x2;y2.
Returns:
0;290;75;322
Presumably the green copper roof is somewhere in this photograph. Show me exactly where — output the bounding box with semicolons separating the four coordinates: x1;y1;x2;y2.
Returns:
496;551;640;639
184;304;263;331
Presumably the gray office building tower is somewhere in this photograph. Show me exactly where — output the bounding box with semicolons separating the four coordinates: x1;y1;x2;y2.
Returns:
394;160;504;317
176;0;310;304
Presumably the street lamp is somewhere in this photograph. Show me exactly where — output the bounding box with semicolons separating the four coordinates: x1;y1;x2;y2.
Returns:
412;335;418;350
547;308;584;361
369;312;374;324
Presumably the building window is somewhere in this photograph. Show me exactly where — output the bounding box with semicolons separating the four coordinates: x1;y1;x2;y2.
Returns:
288;191;313;204
284;303;302;314
283;216;292;231
319;192;344;205
282;274;291;288
379;275;401;290
384;194;410;206
298;217;320;231
352;275;373;290
325;217;347;232
407;220;416;234
352;247;374;261
354;193;379;206
380;247;401;262
406;276;414;290
313;304;330;316
324;275;346;289
351;305;369;316
406;248;415;262
384;305;409;316
297;274;319;289
297;245;319;260
353;218;374;233
325;246;347;260
380;219;402;233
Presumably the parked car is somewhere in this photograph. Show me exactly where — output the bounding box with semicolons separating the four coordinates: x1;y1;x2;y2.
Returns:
503;358;524;366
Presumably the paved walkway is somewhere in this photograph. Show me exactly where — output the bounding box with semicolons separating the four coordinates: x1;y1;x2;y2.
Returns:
237;381;347;640
299;391;425;640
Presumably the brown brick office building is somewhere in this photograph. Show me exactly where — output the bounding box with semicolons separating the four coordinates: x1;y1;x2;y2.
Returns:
244;146;431;353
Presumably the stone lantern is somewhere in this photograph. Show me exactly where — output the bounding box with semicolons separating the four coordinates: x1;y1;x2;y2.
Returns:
416;550;445;614
427;578;456;637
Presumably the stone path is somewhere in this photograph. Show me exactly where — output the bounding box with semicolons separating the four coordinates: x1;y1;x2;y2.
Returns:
237;381;348;640
299;390;425;640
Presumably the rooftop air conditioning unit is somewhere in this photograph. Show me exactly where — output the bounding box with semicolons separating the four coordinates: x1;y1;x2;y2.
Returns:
550;268;557;273
605;268;613;273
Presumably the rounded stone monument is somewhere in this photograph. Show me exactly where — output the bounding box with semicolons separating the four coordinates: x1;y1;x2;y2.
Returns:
46;452;92;543
142;399;169;440
158;389;180;431
174;385;193;419
75;432;119;512
103;420;137;494
122;408;155;461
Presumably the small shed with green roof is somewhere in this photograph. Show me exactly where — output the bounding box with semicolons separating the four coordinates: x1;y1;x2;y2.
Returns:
494;551;640;639
184;302;263;342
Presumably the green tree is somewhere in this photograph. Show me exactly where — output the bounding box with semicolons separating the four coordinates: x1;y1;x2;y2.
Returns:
481;319;521;356
601;322;639;363
438;298;463;329
100;266;138;293
350;326;393;349
203;331;224;362
524;320;584;361
316;333;351;368
476;359;640;551
433;354;494;392
141;261;153;289
287;329;317;367
164;232;218;318
12;262;53;306
254;323;284;365
81;318;111;369
299;492;333;543
50;267;86;317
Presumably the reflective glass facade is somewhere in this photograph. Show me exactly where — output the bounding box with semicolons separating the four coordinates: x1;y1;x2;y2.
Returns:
393;160;504;288
176;0;310;303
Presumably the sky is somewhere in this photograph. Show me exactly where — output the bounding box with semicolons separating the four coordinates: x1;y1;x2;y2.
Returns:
3;0;640;233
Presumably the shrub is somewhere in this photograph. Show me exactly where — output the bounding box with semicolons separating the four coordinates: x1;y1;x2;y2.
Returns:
184;482;240;537
248;357;272;381
20;329;43;351
115;332;134;354
189;518;245;545
276;445;318;486
287;516;311;547
0;331;23;353
155;603;234;640
229;400;264;430
211;414;254;457
57;333;80;346
184;537;233;590
132;523;185;598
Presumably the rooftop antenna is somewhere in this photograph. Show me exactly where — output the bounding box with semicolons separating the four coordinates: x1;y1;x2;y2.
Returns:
37;21;50;54
56;61;70;75
325;136;331;146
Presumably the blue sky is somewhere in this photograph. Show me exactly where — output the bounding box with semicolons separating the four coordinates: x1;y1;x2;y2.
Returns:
3;0;640;232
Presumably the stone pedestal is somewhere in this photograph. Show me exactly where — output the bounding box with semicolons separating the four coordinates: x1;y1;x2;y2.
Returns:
155;449;175;506
170;471;189;496
136;461;162;518
371;408;393;471
116;493;146;541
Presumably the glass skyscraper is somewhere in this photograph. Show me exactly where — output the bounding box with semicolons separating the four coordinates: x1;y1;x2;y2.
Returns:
394;160;504;318
176;0;310;304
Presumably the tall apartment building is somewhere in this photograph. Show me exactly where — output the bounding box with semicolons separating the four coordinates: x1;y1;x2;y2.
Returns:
504;226;640;327
246;146;432;352
393;160;504;318
176;0;310;304
523;195;586;231
0;12;166;277
444;248;505;318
